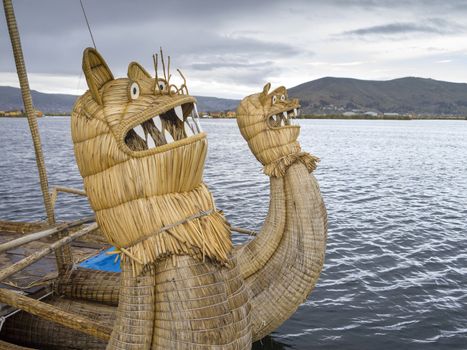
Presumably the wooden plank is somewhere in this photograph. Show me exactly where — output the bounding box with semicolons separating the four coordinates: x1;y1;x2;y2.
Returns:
0;230;106;291
0;223;98;282
0;288;50;319
0;216;95;254
0;288;111;341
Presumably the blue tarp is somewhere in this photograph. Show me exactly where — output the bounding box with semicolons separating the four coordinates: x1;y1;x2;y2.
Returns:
79;247;122;272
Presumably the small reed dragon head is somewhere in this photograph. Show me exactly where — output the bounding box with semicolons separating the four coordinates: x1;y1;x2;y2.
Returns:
236;83;305;174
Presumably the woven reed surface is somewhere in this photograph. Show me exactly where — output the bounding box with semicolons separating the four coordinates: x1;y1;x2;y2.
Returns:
0;221;48;234
104;257;251;349
234;176;286;280
68;48;254;348
1;298;115;350
243;162;327;341
72;49;232;272
236;86;300;169
106;261;155;349
58;165;326;346
152;255;251;349
0;340;36;350
0;340;33;350
58;268;120;306
236;84;319;177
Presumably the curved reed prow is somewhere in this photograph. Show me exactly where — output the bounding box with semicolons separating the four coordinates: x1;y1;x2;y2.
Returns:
235;83;327;341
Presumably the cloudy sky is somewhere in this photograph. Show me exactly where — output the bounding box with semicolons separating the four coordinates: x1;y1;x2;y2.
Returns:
1;0;467;98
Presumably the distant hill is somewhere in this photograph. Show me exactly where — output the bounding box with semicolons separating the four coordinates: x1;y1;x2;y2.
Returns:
4;77;467;116
193;96;239;112
0;86;239;114
0;86;77;114
288;77;467;115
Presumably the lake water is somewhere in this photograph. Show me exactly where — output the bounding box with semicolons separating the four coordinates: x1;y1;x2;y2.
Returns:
1;117;466;349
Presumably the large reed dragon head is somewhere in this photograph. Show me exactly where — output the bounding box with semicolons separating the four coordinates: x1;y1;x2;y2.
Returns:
71;48;231;270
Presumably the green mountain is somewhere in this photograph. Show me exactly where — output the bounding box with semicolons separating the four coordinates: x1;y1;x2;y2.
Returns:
288;77;467;115
0;86;239;114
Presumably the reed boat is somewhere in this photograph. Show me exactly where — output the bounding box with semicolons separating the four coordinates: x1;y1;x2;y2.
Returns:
0;1;327;349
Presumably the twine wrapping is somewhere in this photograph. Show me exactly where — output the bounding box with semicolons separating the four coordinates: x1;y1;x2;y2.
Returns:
263;151;320;177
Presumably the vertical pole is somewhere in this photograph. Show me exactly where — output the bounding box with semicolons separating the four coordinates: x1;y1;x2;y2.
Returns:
3;0;72;275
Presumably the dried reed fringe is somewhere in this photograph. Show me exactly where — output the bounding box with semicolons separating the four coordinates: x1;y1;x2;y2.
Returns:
119;209;232;276
95;182;233;276
263;151;320;177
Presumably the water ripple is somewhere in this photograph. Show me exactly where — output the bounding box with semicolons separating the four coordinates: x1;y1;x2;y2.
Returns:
1;118;467;349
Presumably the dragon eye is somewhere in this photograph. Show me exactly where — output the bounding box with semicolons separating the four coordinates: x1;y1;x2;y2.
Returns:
272;96;277;104
280;95;286;101
129;82;140;100
156;80;167;92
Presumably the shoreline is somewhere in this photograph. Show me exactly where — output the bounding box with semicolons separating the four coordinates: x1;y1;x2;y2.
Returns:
1;115;466;121
300;114;467;120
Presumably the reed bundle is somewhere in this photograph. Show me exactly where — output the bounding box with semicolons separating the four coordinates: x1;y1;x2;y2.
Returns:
0;340;35;350
244;163;327;340
107;257;251;349
58;268;120;305
2;298;115;350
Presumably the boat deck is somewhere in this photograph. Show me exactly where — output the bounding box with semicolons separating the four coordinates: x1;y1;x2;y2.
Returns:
0;224;109;317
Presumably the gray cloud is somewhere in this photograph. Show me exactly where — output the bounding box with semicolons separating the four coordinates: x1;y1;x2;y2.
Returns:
340;18;464;38
190;60;282;86
191;61;275;71
331;0;467;10
187;36;301;57
0;0;308;88
2;0;467;97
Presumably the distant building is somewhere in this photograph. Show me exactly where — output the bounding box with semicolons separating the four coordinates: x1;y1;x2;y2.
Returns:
0;109;43;118
209;112;223;118
384;112;400;116
343;111;357;117
364;111;378;117
1;110;22;117
226;111;236;118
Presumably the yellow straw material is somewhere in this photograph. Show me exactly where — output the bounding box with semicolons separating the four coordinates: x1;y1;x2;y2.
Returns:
236;83;319;177
72;48;232;275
